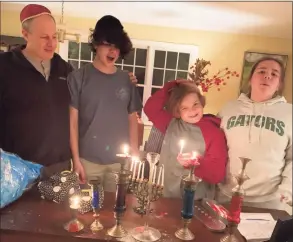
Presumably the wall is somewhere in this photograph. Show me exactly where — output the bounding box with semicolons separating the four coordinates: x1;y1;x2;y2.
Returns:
1;10;292;144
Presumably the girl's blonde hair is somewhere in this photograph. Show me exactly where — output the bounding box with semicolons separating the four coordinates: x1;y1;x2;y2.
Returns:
166;81;205;118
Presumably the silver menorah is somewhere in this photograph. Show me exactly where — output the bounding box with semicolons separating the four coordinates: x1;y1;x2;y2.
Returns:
128;152;164;242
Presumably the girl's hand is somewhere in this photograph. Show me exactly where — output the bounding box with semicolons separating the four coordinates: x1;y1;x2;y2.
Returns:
177;152;200;168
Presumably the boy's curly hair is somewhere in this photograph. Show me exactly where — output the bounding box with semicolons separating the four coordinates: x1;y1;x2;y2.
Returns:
166;82;206;118
89;15;133;59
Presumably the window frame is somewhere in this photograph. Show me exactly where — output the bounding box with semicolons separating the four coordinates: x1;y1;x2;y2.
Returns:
58;38;199;126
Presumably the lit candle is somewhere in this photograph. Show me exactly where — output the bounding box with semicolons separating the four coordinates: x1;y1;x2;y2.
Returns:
140;162;145;180
152;165;157;184
157;166;162;186
137;161;142;180
179;139;185;154
161;165;164;186
70;196;80;210
123;144;129;156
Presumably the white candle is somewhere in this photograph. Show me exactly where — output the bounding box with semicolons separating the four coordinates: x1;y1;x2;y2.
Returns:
161;165;164;186
132;161;137;180
141;162;145;180
137;162;142;180
130;160;134;172
157;166;162;186
152;165;157;184
70;196;80;209
179;139;185;154
149;165;154;184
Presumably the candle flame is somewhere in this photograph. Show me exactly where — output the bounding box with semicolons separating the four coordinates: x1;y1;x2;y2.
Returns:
179;139;185;154
123;144;129;155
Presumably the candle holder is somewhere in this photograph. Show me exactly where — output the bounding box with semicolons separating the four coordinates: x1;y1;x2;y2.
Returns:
107;161;132;238
130;152;160;215
175;154;201;241
64;195;84;233
89;178;104;232
220;157;250;242
130;152;164;242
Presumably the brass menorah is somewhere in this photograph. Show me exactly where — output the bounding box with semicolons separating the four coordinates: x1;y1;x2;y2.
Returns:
129;165;164;215
129;152;164;242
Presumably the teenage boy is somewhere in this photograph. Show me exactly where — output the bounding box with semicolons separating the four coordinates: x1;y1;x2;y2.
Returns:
68;15;142;191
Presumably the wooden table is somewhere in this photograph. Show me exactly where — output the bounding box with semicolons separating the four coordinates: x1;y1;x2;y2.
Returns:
0;191;288;242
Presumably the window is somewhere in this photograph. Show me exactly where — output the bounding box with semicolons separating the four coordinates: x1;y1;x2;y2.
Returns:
59;39;198;125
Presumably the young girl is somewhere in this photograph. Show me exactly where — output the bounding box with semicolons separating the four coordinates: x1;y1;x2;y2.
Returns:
218;57;292;214
144;80;227;199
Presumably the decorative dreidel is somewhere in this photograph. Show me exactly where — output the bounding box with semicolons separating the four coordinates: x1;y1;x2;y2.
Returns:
220;157;250;242
64;195;84;232
175;152;201;241
89;178;104;232
107;151;132;238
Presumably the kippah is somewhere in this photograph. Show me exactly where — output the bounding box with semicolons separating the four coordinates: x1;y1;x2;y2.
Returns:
20;4;52;24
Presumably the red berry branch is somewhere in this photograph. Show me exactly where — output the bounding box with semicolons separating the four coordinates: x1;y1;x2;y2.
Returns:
188;58;240;92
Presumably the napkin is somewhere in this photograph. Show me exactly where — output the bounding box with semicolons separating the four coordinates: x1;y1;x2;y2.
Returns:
238;213;276;241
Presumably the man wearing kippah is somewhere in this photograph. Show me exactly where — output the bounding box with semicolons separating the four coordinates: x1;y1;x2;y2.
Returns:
0;4;73;176
0;4;138;178
68;15;142;190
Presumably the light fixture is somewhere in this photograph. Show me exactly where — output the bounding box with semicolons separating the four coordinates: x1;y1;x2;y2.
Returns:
57;1;81;43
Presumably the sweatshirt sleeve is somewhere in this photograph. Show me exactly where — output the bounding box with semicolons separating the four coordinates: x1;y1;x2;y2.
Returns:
195;125;227;184
278;139;292;207
144;81;176;133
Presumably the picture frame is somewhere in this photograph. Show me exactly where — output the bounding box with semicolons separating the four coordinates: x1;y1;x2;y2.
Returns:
0;42;9;53
239;51;288;95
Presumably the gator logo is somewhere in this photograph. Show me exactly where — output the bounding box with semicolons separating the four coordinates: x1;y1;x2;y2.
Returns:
226;115;285;136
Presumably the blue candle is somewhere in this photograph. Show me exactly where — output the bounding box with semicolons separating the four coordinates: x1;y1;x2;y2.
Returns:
92;190;99;209
181;188;195;219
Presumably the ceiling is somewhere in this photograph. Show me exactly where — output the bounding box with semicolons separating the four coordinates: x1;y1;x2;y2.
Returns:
2;1;292;39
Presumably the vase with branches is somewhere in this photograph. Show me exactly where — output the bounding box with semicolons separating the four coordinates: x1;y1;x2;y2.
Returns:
188;58;240;93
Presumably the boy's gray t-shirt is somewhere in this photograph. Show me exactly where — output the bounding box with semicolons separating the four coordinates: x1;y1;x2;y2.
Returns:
67;64;142;164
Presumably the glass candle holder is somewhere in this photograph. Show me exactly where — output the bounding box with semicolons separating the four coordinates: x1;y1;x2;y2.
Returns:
64;195;84;233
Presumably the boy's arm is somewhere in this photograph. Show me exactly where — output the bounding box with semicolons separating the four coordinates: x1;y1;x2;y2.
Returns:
129;113;139;155
128;84;143;155
67;72;80;163
67;72;86;183
69;106;80;165
143;81;177;133
195;127;227;184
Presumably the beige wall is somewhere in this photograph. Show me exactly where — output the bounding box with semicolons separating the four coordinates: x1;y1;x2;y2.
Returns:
1;10;292;144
